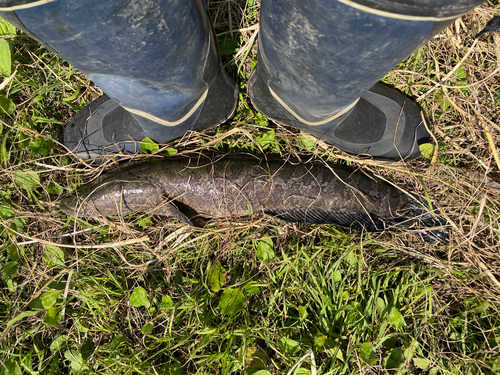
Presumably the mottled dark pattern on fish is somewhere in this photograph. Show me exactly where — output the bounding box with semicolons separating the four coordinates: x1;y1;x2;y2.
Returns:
60;154;448;241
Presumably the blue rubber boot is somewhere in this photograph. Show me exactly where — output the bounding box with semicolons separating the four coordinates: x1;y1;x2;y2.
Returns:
0;0;238;160
249;0;484;160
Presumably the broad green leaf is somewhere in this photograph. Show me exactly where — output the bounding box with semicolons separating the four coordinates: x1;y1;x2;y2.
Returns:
455;66;467;80
0;96;15;115
244;347;268;368
43;307;62;327
300;136;316;150
75;319;89;333
7;310;38;327
141;322;154;334
255;130;275;150
0;205;15;219
0;19;16;35
29;138;53;156
3;358;22;375
130;286;150;308
345;250;358;268
388;306;405;329
323;340;345;362
41;290;62;309
64;349;86;374
207;261;226;292
1;260;18;278
256;237;274;261
359;342;376;366
441;98;451;110
413;358;431;370
163;147;177;156
376;297;386;317
456;79;470;93
109;334;127;351
384;348;403;369
18;132;30;148
29;297;45;310
243;281;260;295
314;335;327;348
293;369;310;375
50;335;69;352
382;336;398;349
13;170;40;190
161;295;173;309
140;137;159;154
419;143;435;159
6;278;14;292
81;338;94;361
219;38;238;56
219;288;245;316
8;244;21;261
0;39;11;76
298;305;308;320
279;337;301;354
32;94;44;104
251;59;258;70
333;270;342;282
404;339;418;362
43;244;66;267
47;181;64;195
254;112;268;127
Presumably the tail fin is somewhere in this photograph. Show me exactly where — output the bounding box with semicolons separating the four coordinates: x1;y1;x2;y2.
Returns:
394;200;449;242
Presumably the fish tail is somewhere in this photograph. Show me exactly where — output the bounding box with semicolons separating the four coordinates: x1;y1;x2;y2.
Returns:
393;199;449;242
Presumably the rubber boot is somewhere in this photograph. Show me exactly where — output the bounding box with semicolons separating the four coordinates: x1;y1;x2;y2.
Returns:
249;0;484;161
0;0;238;160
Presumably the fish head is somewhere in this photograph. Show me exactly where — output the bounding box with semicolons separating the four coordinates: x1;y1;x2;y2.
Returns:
60;196;100;217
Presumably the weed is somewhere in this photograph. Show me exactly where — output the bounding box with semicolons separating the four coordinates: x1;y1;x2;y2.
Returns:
1;1;500;374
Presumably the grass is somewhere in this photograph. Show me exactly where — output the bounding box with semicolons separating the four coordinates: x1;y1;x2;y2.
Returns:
1;1;500;374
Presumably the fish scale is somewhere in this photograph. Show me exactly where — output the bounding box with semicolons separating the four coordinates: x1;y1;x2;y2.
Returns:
60;154;448;241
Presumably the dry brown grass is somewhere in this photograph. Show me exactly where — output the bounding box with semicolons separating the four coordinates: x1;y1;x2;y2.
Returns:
26;0;500;303
1;1;500;373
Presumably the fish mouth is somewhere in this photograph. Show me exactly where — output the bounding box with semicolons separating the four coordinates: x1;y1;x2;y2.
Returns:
60;197;96;217
60;197;79;216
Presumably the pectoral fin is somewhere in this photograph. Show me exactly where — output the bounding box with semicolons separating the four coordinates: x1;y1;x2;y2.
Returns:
148;202;193;226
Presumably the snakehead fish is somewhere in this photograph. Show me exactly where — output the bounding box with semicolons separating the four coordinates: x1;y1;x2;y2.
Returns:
60;154;447;241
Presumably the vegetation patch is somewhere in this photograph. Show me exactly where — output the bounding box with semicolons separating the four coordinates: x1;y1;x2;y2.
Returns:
0;1;499;374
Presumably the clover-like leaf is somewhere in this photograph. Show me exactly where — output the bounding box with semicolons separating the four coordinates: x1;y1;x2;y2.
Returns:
207;261;226;292
41;290;62;309
279;337;301;355
219;288;245;316
256;237;274;262
130;286;150;308
388;306;405;329
141;322;154;335
359;342;376;366
243;281;260;295
140;137;159;154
